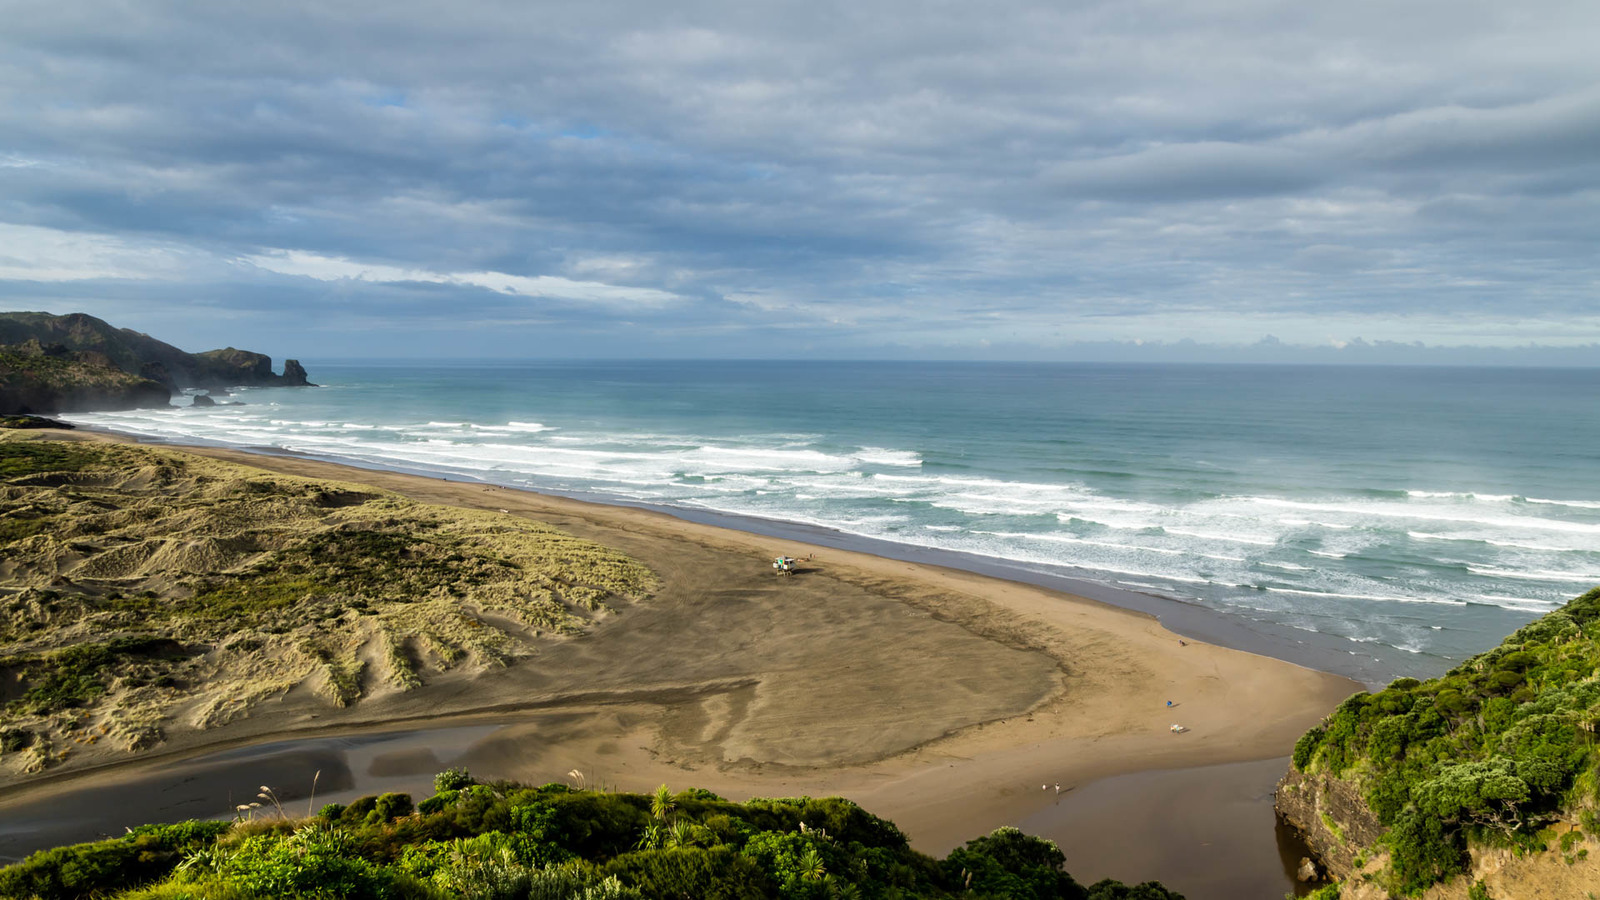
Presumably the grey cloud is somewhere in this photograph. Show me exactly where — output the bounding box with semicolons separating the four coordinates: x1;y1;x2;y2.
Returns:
1;0;1599;355
1041;143;1324;202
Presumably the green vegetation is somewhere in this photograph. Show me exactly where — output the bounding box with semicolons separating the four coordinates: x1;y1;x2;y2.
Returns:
1291;586;1600;894
0;347;169;415
0;440;96;477
0;416;72;430
0;822;229;900
0;437;657;770
0;310;303;393
2;638;191;716
0;775;1184;899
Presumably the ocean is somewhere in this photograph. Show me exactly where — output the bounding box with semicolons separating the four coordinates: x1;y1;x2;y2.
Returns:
63;360;1600;683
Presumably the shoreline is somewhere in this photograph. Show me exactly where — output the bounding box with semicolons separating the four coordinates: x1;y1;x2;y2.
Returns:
77;421;1409;687
0;428;1362;894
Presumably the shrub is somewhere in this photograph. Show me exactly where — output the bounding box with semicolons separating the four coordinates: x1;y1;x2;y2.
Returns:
211;824;401;899
741;831;859;897
741;797;909;850
1084;880;1185;899
0;821;228;900
1386;807;1467;894
418;791;457;815
371;792;415;823
1293;726;1325;771
434;767;475;792
942;826;1086;900
340;795;379;826
603;847;769;900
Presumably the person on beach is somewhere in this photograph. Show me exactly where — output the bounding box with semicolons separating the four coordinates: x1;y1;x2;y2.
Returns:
1166;700;1173;708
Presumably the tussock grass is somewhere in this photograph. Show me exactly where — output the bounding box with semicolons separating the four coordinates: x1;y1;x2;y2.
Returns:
0;435;657;772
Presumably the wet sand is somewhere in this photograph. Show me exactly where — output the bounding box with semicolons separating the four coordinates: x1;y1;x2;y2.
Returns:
0;432;1360;893
1017;756;1324;899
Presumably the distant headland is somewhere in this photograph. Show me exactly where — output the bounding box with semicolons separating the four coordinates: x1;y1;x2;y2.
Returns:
0;311;312;416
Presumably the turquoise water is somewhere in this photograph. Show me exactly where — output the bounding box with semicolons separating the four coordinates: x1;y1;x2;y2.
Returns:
66;361;1600;676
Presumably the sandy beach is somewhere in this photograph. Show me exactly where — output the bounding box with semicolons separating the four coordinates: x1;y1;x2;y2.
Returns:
0;430;1360;861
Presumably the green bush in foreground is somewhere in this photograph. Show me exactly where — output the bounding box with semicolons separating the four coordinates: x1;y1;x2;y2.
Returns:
0;821;230;899
0;778;1184;900
1291;585;1600;894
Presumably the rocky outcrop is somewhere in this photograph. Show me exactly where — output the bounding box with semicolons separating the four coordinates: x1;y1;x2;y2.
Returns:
1276;768;1386;880
281;359;315;387
0;311;313;392
194;347;275;386
190;394;216;408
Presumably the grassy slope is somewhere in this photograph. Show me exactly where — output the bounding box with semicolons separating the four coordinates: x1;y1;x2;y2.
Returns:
0;350;163;392
0;312;193;383
0;436;656;774
1288;588;1600;895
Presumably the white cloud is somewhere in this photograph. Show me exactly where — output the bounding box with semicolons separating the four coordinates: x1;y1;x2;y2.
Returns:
0;223;190;281
240;250;685;307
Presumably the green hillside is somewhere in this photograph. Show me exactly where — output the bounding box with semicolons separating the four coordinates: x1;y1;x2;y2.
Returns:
0;774;1182;900
1281;587;1600;896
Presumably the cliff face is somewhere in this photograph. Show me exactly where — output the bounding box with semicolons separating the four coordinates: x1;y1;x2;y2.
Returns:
0;312;311;392
1277;587;1600;899
1276;768;1385;880
0;312;314;414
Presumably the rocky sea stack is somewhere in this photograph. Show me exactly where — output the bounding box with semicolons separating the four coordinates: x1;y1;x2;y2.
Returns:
0;311;314;415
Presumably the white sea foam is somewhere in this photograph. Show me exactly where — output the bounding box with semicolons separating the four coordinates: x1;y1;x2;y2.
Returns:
1407;490;1516;502
1524;497;1600;509
1163;528;1277;546
1465;594;1560;611
1408;531;1591;553
976;530;1246;562
1263;587;1464;606
853;447;921;467
1242;496;1600;534
1466;566;1600;583
473;421;550;433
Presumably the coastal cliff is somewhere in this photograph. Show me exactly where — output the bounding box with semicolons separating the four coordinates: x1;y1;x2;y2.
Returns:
0;311;313;414
0;345;170;415
1277;588;1600;898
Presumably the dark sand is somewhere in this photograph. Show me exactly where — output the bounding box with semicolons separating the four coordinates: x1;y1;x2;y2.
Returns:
0;433;1362;898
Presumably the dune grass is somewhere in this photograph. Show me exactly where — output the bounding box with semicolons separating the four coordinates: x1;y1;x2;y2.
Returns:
0;435;656;772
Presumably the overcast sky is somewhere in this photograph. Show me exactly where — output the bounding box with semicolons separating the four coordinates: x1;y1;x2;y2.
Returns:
2;0;1598;361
